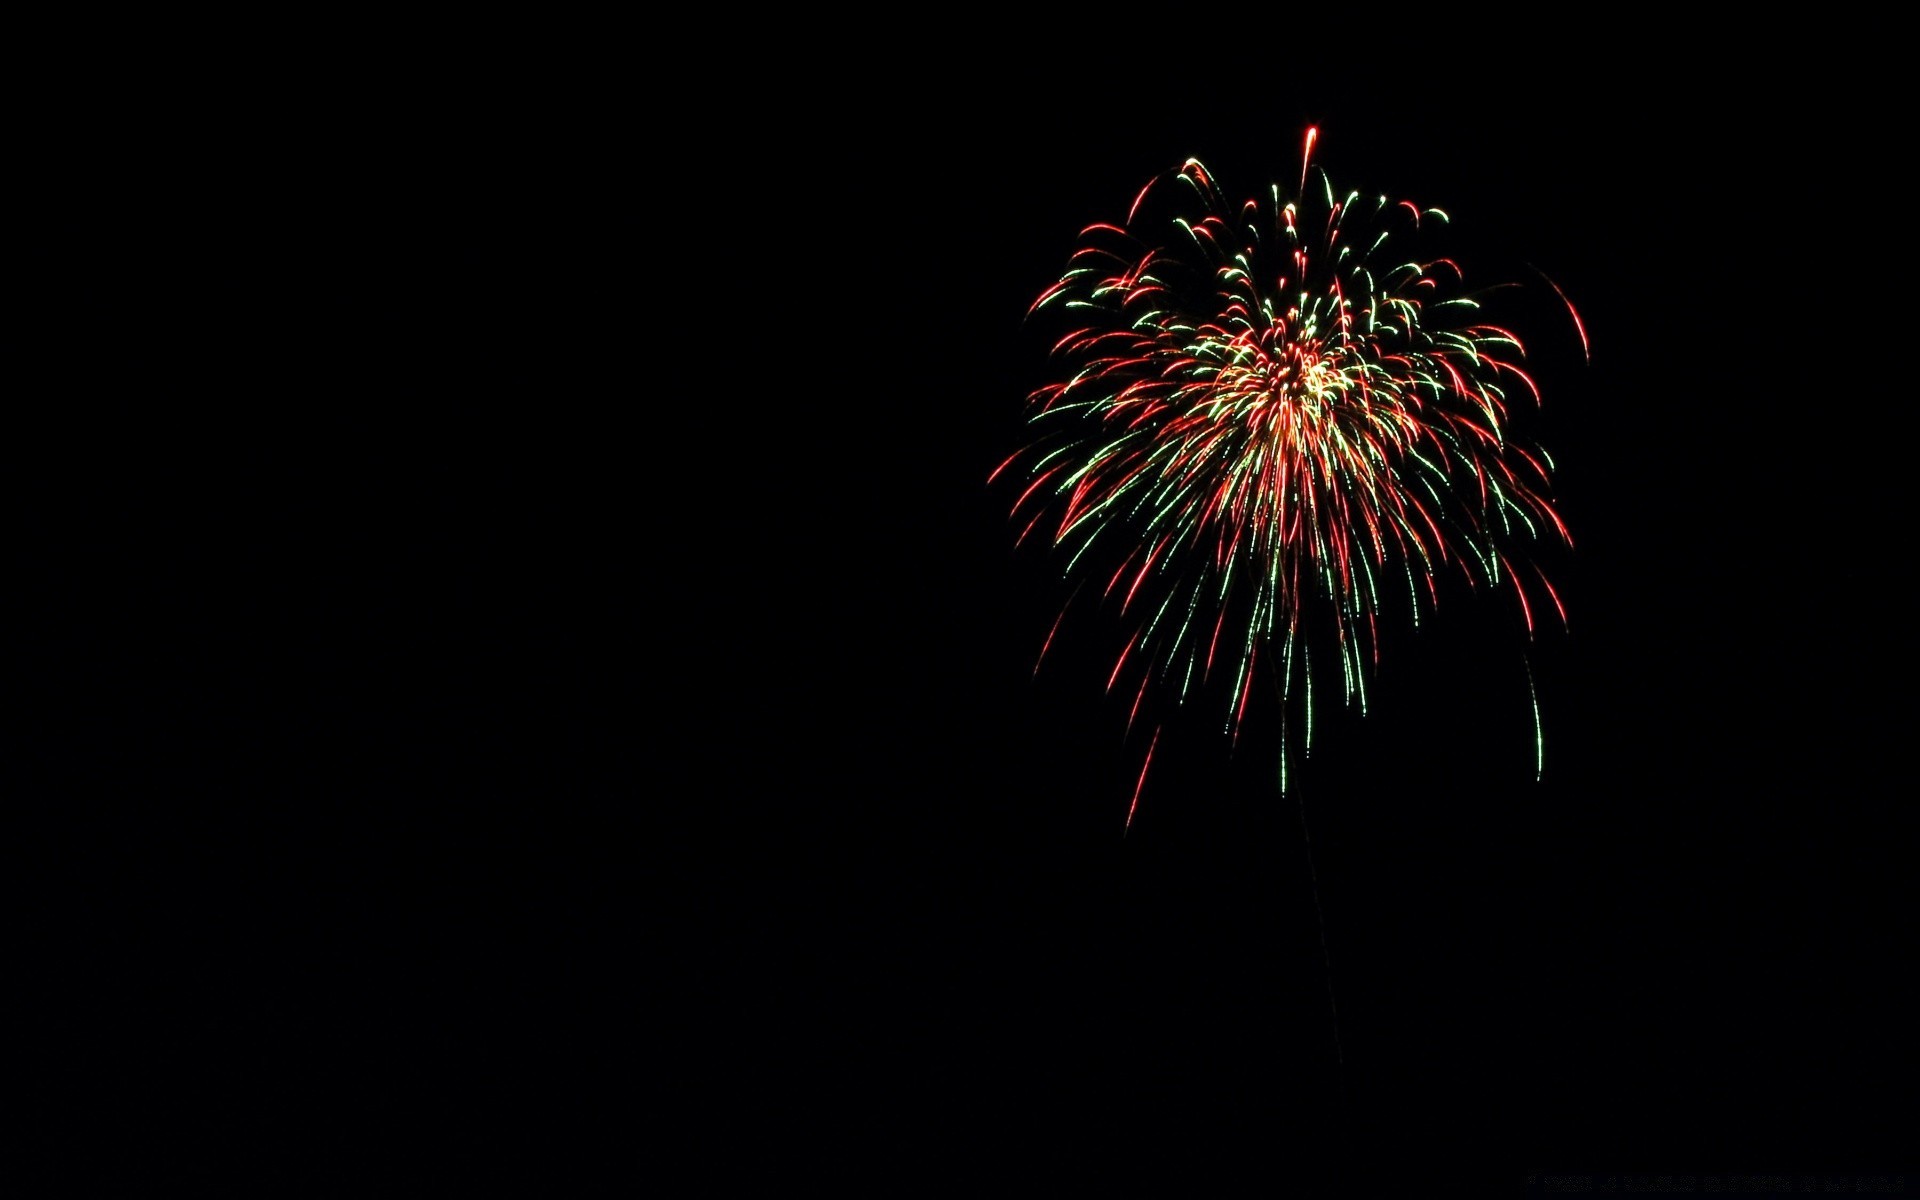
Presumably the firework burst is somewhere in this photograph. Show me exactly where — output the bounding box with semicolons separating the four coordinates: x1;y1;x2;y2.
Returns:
991;129;1582;824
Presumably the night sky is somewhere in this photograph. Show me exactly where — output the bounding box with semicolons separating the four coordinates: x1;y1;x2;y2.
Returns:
17;40;1913;1196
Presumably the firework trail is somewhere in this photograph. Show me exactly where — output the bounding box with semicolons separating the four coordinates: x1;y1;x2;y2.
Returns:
991;129;1581;825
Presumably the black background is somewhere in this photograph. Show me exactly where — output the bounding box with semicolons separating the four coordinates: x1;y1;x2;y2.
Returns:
14;33;1913;1196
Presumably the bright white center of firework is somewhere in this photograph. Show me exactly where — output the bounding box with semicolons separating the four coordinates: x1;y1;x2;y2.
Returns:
1299;358;1339;402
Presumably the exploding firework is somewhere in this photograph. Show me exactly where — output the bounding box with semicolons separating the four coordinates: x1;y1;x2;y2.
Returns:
990;128;1583;825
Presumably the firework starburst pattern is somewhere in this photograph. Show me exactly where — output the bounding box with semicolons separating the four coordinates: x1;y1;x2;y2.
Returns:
992;128;1583;824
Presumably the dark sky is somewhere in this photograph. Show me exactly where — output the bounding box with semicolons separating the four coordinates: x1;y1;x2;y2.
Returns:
16;41;1913;1196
